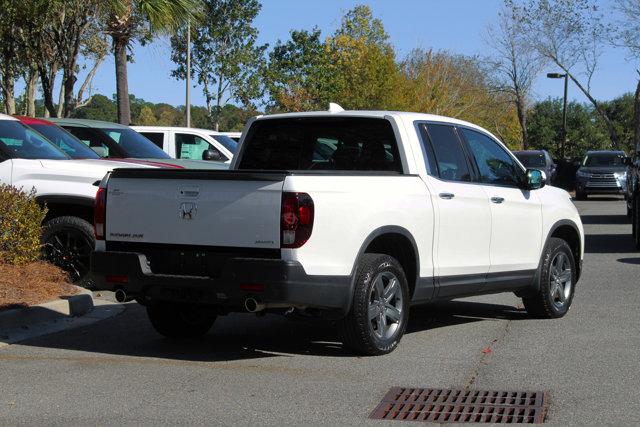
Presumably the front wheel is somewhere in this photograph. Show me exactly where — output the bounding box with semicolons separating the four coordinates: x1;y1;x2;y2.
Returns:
147;302;216;339
523;237;576;318
339;254;409;356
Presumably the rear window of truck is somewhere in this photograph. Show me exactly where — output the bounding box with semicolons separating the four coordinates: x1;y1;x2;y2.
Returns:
238;117;402;172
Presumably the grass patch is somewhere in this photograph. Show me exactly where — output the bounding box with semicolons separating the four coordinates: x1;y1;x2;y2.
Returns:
0;262;79;310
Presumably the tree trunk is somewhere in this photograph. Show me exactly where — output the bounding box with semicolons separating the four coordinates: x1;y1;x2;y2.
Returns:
39;64;59;117
1;64;16;115
1;78;15;115
515;93;528;150
114;37;131;125
61;67;78;118
26;70;38;117
634;77;640;154
56;78;64;117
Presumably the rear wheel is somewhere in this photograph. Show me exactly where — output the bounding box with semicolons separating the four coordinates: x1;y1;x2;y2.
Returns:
41;216;95;288
634;197;640;249
339;254;409;356
147;302;216;339
523;237;576;318
575;190;586;200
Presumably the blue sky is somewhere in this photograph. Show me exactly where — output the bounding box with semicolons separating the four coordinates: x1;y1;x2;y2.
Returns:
84;0;638;108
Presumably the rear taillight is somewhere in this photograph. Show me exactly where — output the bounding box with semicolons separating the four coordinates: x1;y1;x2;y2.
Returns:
94;187;107;240
281;192;314;248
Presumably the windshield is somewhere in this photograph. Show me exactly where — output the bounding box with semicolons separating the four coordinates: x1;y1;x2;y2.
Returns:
102;128;170;159
211;134;238;153
583;153;625;167
238;117;402;172
29;123;99;159
0;121;69;160
515;152;546;168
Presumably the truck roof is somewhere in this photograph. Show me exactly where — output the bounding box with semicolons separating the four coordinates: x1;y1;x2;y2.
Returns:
132;125;225;134
46;118;129;129
255;110;492;135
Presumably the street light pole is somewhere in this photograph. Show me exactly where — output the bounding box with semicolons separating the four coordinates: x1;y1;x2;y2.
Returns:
561;73;568;159
185;20;191;128
547;72;569;159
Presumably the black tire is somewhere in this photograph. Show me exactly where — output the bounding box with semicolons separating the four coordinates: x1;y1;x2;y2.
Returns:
575;190;586;200
339;254;410;356
633;197;640;250
146;302;216;339
523;237;576;319
41;216;95;289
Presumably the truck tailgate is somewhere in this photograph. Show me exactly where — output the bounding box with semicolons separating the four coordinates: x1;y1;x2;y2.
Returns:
105;170;286;249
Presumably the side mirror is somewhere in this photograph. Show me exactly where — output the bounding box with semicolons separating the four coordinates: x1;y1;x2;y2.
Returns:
202;149;222;161
525;169;546;190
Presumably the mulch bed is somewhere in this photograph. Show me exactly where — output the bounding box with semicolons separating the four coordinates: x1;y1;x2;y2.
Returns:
0;262;79;310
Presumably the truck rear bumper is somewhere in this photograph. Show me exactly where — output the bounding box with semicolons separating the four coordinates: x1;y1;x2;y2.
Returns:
91;251;352;314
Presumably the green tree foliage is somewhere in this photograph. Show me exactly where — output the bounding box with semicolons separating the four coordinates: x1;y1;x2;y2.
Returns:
265;28;334;112
170;0;266;130
527;98;610;158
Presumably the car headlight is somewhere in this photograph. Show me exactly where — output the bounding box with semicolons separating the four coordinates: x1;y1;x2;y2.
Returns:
615;171;627;179
576;170;589;178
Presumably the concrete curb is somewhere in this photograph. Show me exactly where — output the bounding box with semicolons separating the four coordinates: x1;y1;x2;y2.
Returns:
0;286;120;348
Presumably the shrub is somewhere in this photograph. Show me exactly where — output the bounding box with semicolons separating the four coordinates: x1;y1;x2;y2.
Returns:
0;185;47;265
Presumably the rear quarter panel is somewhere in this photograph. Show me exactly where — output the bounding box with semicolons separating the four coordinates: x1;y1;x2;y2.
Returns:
283;175;434;277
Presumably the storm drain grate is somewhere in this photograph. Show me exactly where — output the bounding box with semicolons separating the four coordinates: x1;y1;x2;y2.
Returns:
370;387;547;424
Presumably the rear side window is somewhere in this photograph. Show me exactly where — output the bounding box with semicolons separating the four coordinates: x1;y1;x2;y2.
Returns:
139;132;165;149
421;124;471;182
238;117;402;172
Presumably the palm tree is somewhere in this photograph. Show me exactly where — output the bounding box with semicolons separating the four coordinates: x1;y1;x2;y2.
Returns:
105;0;201;124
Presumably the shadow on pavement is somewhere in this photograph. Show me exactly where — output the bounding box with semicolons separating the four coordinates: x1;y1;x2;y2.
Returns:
617;257;640;265
585;234;635;253
13;299;528;361
581;196;624;202
580;214;629;225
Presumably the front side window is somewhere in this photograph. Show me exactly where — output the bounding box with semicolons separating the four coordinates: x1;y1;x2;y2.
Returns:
63;126;115;158
238;117;402;172
461;128;524;187
176;133;226;161
211;135;238;154
0;121;68;160
421;124;471;182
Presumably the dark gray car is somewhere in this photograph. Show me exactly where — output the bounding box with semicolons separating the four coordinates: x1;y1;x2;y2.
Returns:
575;150;627;200
513;150;556;184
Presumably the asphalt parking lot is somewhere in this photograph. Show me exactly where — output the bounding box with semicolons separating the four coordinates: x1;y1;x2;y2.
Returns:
1;197;638;425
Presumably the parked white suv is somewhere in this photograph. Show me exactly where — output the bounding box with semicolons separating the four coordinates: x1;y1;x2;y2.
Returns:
131;126;237;163
92;108;584;355
0;114;155;286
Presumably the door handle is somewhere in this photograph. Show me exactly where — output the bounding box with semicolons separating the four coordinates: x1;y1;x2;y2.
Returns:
490;196;505;204
439;192;455;200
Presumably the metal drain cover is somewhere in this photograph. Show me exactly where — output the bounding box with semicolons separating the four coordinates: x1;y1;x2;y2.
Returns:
370;387;547;423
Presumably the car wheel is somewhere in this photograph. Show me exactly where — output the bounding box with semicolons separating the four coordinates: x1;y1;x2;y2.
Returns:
41;216;95;289
634;197;640;250
575;190;586;200
147;302;216;339
339;253;409;356
523;237;576;319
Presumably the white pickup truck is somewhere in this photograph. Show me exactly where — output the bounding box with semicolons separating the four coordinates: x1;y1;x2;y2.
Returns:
91;108;584;355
